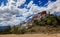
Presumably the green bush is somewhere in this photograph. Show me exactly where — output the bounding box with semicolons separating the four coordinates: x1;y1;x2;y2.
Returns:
34;14;60;27
0;26;11;34
52;20;58;26
47;20;52;25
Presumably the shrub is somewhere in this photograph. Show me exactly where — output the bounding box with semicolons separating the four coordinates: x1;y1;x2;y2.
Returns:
0;26;11;34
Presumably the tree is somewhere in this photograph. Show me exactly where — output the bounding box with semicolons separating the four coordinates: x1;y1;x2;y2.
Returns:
33;20;39;25
56;16;60;20
0;26;11;34
47;20;52;25
40;14;59;26
11;26;19;34
52;20;58;27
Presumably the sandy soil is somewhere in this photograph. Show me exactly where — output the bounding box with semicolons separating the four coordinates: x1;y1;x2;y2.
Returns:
0;34;60;37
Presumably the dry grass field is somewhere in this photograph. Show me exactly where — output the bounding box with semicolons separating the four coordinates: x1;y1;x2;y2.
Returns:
0;34;59;37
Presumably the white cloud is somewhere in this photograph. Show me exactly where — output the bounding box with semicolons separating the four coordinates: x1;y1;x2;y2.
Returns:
0;0;60;26
46;0;60;13
16;0;26;7
27;1;33;8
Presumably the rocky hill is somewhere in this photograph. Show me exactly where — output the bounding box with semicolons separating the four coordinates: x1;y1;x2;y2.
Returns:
15;11;48;29
1;11;60;34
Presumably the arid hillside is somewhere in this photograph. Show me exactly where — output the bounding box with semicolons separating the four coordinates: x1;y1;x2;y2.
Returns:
0;11;60;34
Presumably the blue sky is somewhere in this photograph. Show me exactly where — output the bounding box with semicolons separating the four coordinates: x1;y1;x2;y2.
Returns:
17;0;56;8
0;0;7;6
0;0;56;7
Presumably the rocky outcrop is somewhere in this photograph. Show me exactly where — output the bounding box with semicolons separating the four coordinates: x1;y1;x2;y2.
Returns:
15;11;47;29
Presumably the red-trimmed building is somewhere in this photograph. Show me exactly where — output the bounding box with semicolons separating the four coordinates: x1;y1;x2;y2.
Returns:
32;11;47;20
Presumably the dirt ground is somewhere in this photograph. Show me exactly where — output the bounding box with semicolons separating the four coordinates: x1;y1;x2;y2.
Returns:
0;34;60;37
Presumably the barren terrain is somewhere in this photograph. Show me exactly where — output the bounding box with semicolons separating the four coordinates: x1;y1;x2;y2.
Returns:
0;34;60;37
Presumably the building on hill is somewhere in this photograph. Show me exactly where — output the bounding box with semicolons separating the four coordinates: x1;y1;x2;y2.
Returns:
32;11;47;21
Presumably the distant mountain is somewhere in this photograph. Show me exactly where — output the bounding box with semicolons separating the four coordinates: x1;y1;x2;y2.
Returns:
0;26;9;29
54;12;60;16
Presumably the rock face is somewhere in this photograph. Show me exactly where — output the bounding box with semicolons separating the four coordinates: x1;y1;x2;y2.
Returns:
15;11;47;29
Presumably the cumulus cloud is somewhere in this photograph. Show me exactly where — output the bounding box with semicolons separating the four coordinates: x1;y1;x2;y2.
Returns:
27;1;33;8
0;0;60;26
46;0;60;14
